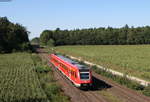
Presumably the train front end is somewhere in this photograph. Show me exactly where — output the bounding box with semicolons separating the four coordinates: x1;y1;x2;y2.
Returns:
78;68;92;88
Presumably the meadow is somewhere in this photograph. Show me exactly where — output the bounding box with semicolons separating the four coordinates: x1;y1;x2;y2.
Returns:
0;53;48;102
54;45;150;81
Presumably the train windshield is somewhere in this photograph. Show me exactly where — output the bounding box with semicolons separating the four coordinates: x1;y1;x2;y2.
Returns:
80;72;89;80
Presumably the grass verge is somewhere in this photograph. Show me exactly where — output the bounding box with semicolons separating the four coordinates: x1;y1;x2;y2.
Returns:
31;54;70;102
92;65;150;97
99;90;121;102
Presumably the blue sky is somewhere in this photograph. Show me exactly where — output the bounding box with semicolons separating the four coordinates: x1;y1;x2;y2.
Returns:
0;0;150;39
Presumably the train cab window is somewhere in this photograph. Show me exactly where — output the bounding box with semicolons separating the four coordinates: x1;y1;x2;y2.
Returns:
80;72;89;80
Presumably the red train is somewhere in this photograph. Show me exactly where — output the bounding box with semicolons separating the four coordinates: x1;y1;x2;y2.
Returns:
50;54;92;88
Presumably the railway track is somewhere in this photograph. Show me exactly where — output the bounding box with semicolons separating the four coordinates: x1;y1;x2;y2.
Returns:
37;48;150;102
93;72;150;102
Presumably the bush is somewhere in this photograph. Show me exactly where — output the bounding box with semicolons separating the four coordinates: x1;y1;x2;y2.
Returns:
35;65;52;73
50;93;70;102
31;54;42;66
45;83;61;95
47;39;55;47
143;85;150;96
20;42;32;52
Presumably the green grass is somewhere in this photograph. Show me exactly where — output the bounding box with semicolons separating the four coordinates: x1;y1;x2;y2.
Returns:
53;45;150;81
99;90;121;102
0;52;70;102
0;53;48;102
32;54;70;102
92;66;150;97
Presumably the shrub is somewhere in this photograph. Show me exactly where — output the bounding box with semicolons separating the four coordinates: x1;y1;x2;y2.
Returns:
35;65;52;73
143;85;150;96
47;39;55;47
31;54;42;66
20;42;32;52
45;83;61;95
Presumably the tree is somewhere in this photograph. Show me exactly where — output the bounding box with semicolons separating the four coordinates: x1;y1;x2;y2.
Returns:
39;25;150;46
40;30;53;46
0;17;31;53
47;39;55;47
31;37;40;45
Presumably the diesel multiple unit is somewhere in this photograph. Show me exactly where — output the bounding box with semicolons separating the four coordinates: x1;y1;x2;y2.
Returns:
50;54;92;87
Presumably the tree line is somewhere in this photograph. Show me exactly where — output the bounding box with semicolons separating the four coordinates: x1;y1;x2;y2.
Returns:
0;17;31;53
39;25;150;46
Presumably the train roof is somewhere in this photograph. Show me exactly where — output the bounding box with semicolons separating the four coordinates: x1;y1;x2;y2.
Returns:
56;54;89;70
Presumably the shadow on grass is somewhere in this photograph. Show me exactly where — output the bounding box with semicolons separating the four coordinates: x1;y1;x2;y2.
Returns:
81;76;112;91
91;76;112;91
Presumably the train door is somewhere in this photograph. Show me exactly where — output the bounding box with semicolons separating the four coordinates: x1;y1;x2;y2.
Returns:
69;68;71;78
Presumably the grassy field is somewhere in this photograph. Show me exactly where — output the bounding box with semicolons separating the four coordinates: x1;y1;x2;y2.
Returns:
53;45;150;81
0;53;48;102
0;52;70;102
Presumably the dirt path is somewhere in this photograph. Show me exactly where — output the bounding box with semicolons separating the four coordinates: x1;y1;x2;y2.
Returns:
37;48;150;102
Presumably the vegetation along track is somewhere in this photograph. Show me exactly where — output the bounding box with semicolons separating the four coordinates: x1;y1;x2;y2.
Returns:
37;48;150;102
